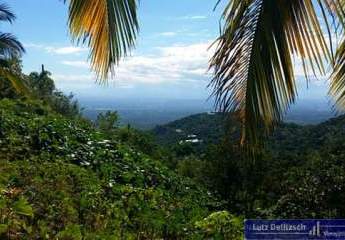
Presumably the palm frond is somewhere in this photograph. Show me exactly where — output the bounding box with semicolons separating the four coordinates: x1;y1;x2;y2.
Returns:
0;3;27;97
66;0;139;81
328;0;345;109
0;67;30;96
0;3;15;23
326;0;345;22
330;38;345;108
0;33;25;59
210;0;330;149
317;0;345;66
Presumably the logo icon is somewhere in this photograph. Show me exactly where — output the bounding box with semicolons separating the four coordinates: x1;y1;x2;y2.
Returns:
309;221;321;237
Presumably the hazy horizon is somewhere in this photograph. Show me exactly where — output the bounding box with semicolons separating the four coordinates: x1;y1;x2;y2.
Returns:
79;96;336;129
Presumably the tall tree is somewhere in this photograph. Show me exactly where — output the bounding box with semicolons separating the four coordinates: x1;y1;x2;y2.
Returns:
27;65;55;98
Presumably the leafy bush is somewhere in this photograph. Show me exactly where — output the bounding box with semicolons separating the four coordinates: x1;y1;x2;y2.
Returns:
194;211;243;240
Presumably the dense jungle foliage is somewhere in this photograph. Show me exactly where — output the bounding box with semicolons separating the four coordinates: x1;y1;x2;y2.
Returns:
153;113;345;219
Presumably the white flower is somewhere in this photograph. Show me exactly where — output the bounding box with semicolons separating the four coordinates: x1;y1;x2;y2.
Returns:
109;179;116;187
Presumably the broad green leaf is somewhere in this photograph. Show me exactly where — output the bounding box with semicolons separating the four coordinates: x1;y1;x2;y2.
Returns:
0;224;8;234
12;197;33;217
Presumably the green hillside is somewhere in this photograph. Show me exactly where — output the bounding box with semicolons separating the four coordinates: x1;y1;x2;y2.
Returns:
2;99;345;239
151;113;240;150
152;112;345;219
0;99;242;239
151;111;345;154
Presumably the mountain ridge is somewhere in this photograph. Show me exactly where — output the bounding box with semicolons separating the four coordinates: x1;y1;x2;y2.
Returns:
151;111;345;150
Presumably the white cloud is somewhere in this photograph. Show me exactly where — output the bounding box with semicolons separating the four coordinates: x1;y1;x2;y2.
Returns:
189;15;208;20
178;15;208;20
158;32;177;37
46;46;87;55
56;41;215;87
24;43;87;55
52;73;135;90
62;61;89;68
53;74;94;83
52;74;96;87
113;41;215;85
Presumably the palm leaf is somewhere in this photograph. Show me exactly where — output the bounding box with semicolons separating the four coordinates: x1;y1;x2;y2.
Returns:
0;66;30;96
328;0;345;110
0;3;26;97
0;3;15;23
65;0;139;81
210;0;330;150
331;40;345;108
0;33;25;59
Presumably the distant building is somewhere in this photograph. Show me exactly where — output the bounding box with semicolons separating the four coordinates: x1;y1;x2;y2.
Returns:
185;139;202;143
187;134;197;138
175;129;183;133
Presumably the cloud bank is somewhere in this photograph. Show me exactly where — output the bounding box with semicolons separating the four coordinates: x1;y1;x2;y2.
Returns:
57;41;215;88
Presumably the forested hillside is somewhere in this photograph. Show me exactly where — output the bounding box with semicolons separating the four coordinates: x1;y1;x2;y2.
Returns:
0;100;242;239
2;96;344;239
152;112;345;219
151;113;239;151
152;111;345;154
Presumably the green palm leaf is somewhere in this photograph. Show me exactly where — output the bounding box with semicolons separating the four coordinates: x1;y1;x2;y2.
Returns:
65;0;139;81
0;3;15;23
0;33;25;59
0;66;30;96
0;3;24;59
0;3;26;96
210;0;330;150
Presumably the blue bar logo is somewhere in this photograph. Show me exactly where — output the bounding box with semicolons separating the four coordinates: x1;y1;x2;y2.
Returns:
245;220;345;239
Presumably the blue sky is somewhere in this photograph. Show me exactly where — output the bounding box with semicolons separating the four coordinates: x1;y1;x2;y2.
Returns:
3;1;331;105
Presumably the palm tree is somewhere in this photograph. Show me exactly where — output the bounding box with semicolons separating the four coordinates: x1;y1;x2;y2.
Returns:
0;3;26;94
